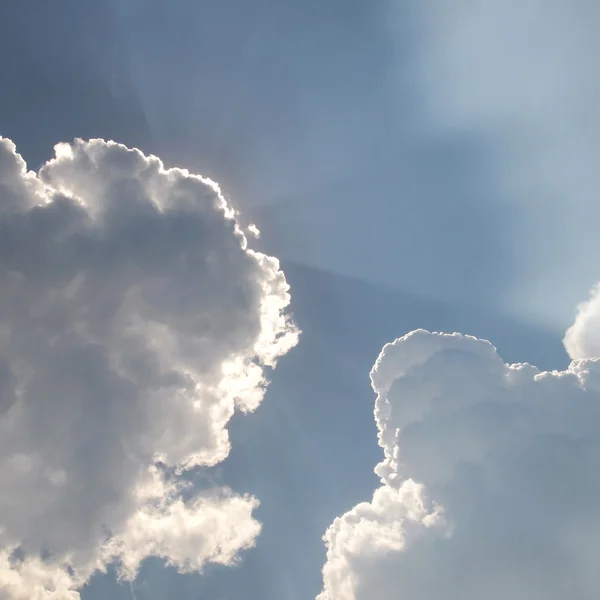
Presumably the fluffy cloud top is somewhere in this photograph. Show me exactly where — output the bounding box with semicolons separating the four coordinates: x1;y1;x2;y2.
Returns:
319;322;600;600
0;137;298;599
564;283;600;360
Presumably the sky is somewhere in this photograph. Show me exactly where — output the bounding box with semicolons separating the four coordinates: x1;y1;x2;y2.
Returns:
0;1;599;599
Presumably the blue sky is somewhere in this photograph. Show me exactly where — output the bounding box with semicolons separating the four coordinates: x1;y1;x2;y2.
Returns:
0;1;599;599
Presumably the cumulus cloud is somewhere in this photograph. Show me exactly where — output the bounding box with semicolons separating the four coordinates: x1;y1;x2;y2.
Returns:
564;283;600;360
0;136;298;599
318;324;600;600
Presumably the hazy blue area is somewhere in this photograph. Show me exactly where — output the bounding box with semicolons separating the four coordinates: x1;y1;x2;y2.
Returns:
0;1;574;599
1;0;520;310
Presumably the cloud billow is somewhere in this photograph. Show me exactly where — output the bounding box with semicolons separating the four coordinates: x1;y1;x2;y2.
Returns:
0;137;298;599
564;284;600;361
319;321;600;599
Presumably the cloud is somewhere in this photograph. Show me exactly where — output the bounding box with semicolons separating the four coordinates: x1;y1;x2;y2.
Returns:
564;283;600;360
0;137;298;599
318;322;600;600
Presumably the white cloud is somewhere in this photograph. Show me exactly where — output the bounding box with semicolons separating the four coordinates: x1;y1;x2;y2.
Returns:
564;283;600;361
0;137;299;599
247;223;260;239
318;325;600;600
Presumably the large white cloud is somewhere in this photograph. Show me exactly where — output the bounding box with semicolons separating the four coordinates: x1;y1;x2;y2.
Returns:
0;137;299;599
318;321;600;599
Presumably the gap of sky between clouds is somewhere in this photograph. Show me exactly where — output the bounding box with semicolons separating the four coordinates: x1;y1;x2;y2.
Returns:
1;1;599;599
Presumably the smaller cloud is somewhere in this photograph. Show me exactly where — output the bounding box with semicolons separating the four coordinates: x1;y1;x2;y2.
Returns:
318;323;600;600
564;282;600;359
247;223;261;239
